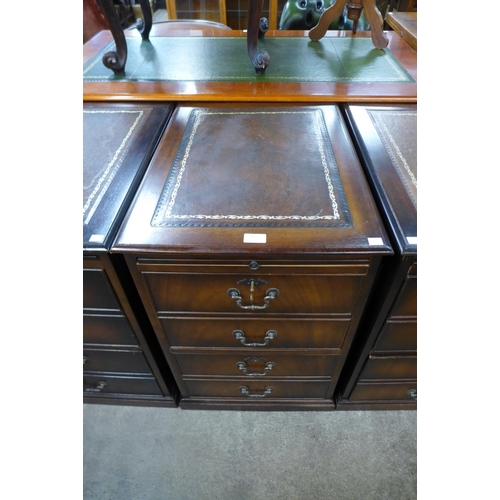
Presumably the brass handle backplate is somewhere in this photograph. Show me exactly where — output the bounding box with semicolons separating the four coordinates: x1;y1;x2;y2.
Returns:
84;381;107;393
233;329;277;347
237;360;275;376
227;286;279;310
407;389;417;400
239;386;273;398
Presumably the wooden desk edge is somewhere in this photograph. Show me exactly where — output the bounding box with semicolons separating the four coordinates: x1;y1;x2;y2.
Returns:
386;12;417;51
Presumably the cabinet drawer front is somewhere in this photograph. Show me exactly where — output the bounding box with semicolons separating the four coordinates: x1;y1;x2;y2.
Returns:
83;314;139;346
83;375;162;396
360;356;417;381
83;269;121;310
372;320;417;353
83;349;152;374
160;317;350;349
143;272;365;314
173;352;339;377
349;382;417;402
184;379;331;399
389;275;417;318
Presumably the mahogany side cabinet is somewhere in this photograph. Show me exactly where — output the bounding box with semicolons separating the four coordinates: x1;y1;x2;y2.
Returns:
83;101;179;406
335;104;417;410
111;103;393;410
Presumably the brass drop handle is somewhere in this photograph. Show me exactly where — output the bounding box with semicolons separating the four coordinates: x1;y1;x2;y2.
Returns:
233;329;277;347
84;381;107;393
407;389;417;400
239;386;273;398
227;287;280;310
237;361;275;376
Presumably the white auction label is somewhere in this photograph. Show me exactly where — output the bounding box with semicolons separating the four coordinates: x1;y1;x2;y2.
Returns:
89;234;105;243
407;237;418;245
367;237;384;246
243;233;267;244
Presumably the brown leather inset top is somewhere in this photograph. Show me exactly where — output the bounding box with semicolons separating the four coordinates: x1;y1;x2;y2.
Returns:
152;108;352;229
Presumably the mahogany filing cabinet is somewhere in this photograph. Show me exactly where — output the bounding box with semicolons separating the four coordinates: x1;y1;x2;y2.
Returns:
336;104;417;409
83;101;179;406
112;103;393;410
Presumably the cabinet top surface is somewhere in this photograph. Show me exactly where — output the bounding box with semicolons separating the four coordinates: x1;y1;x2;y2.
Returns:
345;104;417;254
83;101;172;249
386;12;417;37
112;103;392;257
83;29;417;103
386;12;417;51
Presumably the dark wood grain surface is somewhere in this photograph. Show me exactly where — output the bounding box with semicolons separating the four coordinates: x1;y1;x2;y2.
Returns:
112;103;392;256
386;12;417;50
343;104;417;254
334;104;417;409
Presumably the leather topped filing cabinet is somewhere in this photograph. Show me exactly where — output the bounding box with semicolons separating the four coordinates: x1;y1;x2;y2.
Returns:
112;103;393;410
83;101;179;406
336;104;417;410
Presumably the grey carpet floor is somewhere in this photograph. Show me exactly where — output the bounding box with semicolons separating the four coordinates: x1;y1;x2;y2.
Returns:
83;405;417;499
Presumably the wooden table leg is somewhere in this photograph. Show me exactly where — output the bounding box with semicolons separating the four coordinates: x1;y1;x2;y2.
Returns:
136;0;153;40
247;0;270;74
362;0;388;49
309;0;388;50
309;0;347;42
96;0;128;73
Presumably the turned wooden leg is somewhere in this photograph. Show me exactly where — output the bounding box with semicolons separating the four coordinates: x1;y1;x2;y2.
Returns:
309;0;347;42
136;0;153;40
247;0;270;74
309;0;388;49
361;0;388;49
97;0;128;73
346;0;363;33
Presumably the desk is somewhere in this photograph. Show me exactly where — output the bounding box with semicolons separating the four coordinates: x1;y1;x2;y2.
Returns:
386;12;417;51
83;27;416;103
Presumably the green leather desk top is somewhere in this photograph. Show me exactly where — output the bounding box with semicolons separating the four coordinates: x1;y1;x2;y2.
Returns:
83;36;415;84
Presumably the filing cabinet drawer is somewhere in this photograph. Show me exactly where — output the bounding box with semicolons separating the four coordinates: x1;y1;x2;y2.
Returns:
349;381;417;402
389;275;417;317
83;374;163;396
172;351;339;377
184;379;331;399
142;271;365;314
83;314;139;346
372;320;417;353
160;317;350;349
359;356;417;380
83;268;121;310
83;348;153;374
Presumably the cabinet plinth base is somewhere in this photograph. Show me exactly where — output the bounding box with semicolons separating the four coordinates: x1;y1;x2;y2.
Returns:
179;398;336;411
